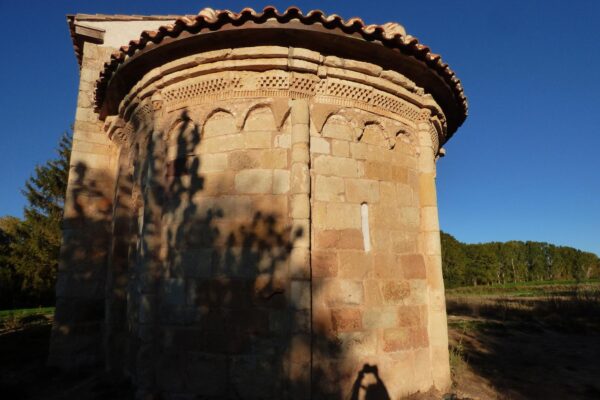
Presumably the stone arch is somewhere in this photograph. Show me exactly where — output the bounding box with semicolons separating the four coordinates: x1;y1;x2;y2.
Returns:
310;104;341;134
359;121;388;147
166;112;201;160
202;108;237;137
242;103;276;131
391;126;414;153
321;111;360;141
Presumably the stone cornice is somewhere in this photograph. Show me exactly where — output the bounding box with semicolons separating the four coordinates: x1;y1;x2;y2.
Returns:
94;6;467;138
114;46;447;150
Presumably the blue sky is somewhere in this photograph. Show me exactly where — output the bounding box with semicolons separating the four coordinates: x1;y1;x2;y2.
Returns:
0;0;598;255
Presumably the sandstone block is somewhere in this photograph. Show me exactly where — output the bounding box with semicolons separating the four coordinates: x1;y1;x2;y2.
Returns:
331;308;362;332
407;280;428;305
314;229;364;250
395;183;416;207
201;172;235;195
291;143;310;163
234;170;272;193
290;99;310;125
397;305;426;327
382;327;410;352
310;137;331;154
362;307;397;330
345;179;380;203
244;131;272;148
199;153;228;172
421;206;439;232
273;169;290;194
392;166;408;183
399;207;420;229
290;194;310;219
338;250;373;279
331;140;350;157
391;230;417;254
423;231;442;256
313;155;362;178
381;280;411;304
70;151;111;170
336;331;377;357
314;175;345;202
363;280;383;307
291;123;309;144
426;255;444;291
322;279;364;306
373;253;402;279
350;142;368;160
198;134;244;154
275;133;291;149
290;164;310;194
365;161;392;181
431;344;452;391
419;173;437;206
313;202;361;230
203;113;238;137
400;254;426;279
290;219;310;248
312;250;338;278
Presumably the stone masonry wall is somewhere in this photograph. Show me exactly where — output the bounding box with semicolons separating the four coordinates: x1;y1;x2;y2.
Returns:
310;107;435;397
49;42;118;367
59;42;452;398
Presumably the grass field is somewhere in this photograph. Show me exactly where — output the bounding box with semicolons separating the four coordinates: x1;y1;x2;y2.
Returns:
446;280;600;399
0;307;55;332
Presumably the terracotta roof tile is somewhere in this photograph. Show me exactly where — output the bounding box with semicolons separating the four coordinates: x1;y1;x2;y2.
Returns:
94;6;468;131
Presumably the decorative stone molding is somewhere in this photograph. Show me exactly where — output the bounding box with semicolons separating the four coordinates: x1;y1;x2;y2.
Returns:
109;46;447;150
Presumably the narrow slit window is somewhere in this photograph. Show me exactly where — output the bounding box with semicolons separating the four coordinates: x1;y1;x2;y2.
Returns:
361;203;371;252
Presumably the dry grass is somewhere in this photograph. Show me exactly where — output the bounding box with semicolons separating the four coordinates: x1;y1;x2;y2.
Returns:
446;282;600;399
447;285;600;332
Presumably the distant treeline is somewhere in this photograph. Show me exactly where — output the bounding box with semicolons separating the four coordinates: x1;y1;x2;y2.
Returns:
441;231;600;288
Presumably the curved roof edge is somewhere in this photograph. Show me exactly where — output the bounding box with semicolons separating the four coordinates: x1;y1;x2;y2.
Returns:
95;6;468;135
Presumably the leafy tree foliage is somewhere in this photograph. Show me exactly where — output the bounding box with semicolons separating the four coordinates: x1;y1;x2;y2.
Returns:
0;216;21;307
441;231;600;287
0;133;71;308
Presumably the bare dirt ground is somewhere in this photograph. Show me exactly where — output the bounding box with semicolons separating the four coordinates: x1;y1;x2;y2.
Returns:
446;290;600;400
2;300;600;400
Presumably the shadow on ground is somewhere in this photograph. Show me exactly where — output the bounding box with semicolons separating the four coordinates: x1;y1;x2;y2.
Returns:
0;314;134;400
447;293;600;399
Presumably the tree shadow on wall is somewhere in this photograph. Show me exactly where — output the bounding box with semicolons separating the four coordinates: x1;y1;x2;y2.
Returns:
50;106;394;399
49;160;114;369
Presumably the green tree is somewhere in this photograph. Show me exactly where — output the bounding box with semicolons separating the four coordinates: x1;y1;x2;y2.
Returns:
0;216;21;308
10;132;71;305
440;231;467;287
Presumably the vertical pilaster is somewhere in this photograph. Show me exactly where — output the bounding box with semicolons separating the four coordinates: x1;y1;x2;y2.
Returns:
135;99;166;398
416;121;451;391
104;140;134;374
288;98;311;399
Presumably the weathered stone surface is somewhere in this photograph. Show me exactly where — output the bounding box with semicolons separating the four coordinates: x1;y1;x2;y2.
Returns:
55;12;463;397
234;169;273;193
331;308;362;332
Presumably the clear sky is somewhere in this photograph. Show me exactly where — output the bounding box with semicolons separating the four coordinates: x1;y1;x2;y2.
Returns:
0;0;598;255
